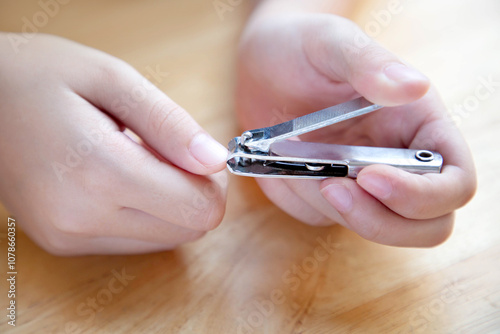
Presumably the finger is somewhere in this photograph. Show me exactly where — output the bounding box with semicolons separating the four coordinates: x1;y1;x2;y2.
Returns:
357;110;477;219
280;178;344;226
109;207;206;244
111;134;228;231
44;204;206;248
73;121;227;233
72;57;227;175
320;178;454;247
303;16;430;106
256;178;328;225
34;209;205;256
357;165;474;220
121;164;227;232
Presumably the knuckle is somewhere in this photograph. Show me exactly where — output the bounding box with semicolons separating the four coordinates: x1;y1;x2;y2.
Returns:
100;133;142;176
177;177;227;232
357;44;391;65
196;185;227;231
147;99;188;138
93;134;151;194
94;57;132;85
200;193;226;231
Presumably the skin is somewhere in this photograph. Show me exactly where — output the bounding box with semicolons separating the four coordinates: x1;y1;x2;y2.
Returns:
237;0;477;247
0;1;477;255
0;34;228;255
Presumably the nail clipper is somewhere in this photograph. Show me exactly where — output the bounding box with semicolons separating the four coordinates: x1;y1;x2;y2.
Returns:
227;97;442;179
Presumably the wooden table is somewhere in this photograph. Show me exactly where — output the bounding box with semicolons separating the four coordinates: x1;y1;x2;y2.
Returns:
1;0;499;333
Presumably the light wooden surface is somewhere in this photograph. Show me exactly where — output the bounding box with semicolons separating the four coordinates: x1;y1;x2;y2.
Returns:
1;0;500;333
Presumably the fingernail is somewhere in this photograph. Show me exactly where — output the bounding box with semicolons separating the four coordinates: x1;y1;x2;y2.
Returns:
321;184;353;213
359;174;392;200
189;133;228;167
384;63;428;83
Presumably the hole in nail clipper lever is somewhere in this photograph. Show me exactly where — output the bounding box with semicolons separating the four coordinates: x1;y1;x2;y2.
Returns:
416;150;434;162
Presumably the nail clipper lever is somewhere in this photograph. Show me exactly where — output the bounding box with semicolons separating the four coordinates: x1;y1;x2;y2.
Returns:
227;97;443;179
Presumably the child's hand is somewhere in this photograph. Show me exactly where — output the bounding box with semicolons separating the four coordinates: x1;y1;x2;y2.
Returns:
237;10;477;247
0;34;228;255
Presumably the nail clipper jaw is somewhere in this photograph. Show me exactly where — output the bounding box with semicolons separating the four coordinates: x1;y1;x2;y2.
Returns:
239;129;272;154
227;136;257;172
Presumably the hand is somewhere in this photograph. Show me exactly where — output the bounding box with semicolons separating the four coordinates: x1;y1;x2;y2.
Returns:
236;9;477;247
0;33;228;255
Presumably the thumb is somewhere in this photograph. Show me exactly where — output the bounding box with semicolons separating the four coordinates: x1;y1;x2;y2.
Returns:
75;59;228;175
304;16;430;106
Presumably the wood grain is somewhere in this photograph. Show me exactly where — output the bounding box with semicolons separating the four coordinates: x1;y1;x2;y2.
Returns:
1;0;499;333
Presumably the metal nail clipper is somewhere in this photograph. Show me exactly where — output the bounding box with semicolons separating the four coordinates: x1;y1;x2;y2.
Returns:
227;97;443;179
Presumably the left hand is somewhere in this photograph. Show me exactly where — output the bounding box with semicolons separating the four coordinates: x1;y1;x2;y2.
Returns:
236;10;477;247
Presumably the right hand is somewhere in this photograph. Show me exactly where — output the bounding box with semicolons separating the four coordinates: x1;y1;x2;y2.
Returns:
236;9;476;247
0;33;228;255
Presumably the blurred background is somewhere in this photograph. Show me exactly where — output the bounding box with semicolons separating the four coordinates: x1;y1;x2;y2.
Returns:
0;0;499;333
